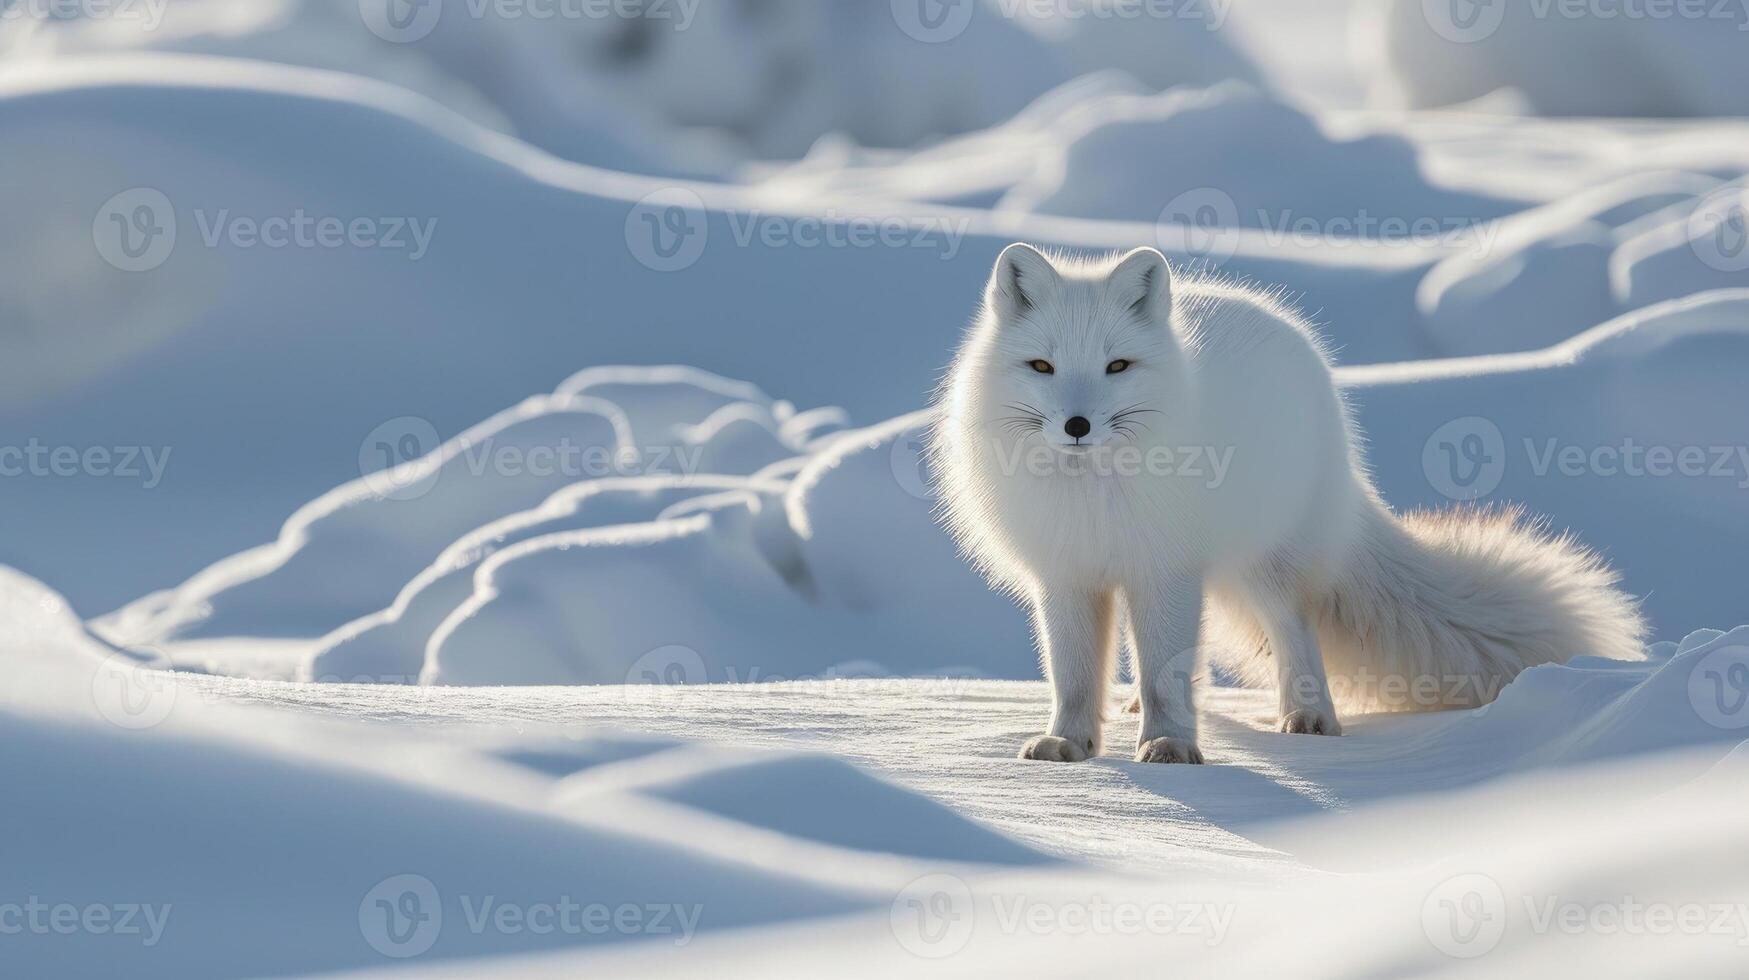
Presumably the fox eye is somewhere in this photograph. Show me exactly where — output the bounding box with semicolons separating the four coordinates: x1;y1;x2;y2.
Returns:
1106;359;1132;374
1027;359;1055;375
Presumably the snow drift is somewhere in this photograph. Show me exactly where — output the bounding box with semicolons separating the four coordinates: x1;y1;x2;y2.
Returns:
1371;0;1749;117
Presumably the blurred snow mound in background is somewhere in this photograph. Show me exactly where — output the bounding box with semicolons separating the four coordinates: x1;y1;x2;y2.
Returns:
0;0;1260;172
103;285;1749;685
1418;173;1749;356
1373;0;1749;116
1001;82;1515;225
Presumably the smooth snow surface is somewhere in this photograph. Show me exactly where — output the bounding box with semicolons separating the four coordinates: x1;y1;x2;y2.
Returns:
5;566;1748;978
4;5;1749;976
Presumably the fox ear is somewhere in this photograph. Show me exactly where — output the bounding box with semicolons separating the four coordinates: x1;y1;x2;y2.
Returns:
1109;247;1173;322
988;243;1058;319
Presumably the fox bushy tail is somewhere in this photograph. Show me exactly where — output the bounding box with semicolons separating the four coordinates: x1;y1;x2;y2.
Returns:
1282;503;1646;712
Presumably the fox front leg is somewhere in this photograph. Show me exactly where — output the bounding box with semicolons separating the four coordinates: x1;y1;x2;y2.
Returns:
1128;574;1206;765
1019;588;1119;762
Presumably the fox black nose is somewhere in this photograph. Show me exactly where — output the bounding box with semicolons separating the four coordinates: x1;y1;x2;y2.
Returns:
1064;416;1091;439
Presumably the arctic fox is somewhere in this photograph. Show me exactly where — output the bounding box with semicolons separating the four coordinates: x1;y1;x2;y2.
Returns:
929;244;1646;764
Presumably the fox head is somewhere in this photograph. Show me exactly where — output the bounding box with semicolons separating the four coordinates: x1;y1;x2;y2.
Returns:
961;243;1189;454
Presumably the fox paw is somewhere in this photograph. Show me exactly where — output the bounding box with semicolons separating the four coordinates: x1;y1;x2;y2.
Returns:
1019;734;1092;763
1279;707;1342;736
1135;737;1204;765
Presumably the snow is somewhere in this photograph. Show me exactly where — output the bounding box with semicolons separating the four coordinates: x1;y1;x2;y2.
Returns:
5;564;1747;977
1372;0;1749;117
0;0;1260;169
999;82;1519;226
13;56;1749;615
4;4;1749;976
91;291;1749;686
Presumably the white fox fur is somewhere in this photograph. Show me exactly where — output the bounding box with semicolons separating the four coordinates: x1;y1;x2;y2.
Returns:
929;244;1646;764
